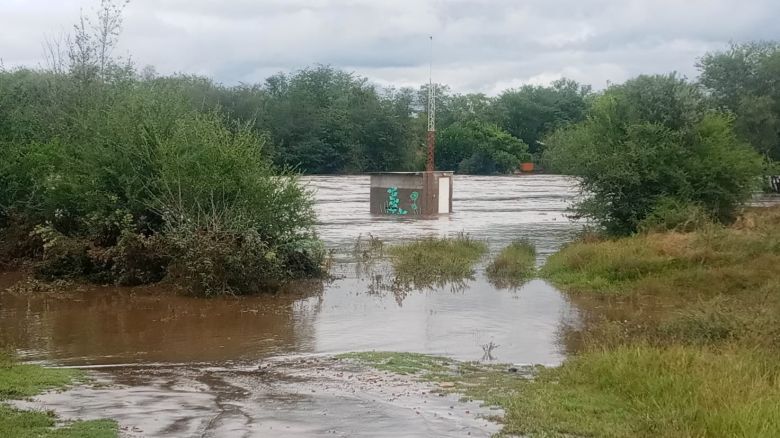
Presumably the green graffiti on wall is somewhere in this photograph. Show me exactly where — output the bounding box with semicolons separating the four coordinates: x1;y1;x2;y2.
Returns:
410;191;419;214
386;187;408;215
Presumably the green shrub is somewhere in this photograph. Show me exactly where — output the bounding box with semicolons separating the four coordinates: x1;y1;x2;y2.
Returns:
437;121;529;174
98;230;170;286
277;238;326;279
0;74;323;294
545;74;764;235
33;225;93;280
0;215;42;265
638;198;714;233
166;226;320;296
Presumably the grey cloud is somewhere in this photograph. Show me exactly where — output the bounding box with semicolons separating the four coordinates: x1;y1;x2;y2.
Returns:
1;0;779;93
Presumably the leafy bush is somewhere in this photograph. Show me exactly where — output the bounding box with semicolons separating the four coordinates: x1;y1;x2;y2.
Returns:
518;152;534;163
437;120;529;174
545;74;764;234
166;226;281;296
98;230;170;286
33;225;93;280
165;224;323;296
698;42;780;161
0;71;323;294
637;198;713;233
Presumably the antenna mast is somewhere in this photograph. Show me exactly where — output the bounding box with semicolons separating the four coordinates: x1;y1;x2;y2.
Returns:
426;35;436;172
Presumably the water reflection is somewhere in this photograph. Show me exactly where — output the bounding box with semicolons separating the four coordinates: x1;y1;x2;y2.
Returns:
1;175;583;366
0;276;324;365
310;277;575;364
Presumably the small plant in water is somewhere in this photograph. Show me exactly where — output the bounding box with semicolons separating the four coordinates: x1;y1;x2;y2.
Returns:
353;233;384;262
387;233;487;289
481;340;500;361
487;239;537;289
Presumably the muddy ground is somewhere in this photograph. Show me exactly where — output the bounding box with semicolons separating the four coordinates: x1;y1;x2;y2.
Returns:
13;356;504;437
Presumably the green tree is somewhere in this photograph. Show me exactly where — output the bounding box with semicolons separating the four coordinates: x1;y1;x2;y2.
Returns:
545;74;763;234
494;79;591;154
698;42;780;160
437;120;528;174
261;65;414;173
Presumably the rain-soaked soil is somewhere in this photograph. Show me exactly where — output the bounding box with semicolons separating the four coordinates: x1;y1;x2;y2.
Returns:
1;175;582;437
12;356;503;437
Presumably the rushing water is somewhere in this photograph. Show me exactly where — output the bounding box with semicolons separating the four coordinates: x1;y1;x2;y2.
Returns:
0;175;582;367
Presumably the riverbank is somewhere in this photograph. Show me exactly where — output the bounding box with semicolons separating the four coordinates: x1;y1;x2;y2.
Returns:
530;206;780;436
348;206;780;436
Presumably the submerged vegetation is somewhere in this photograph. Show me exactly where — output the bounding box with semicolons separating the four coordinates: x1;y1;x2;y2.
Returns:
486;239;536;288
387;234;487;287
0;352;117;437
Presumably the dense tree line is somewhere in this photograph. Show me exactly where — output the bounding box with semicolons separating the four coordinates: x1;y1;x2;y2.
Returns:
41;67;587;175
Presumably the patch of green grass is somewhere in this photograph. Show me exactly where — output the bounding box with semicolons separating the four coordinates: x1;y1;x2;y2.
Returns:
337;351;453;375
508;345;780;438
344;347;780;437
0;354;80;400
486;239;536;288
0;405;117;438
517;206;780;436
541;207;780;348
0;352;117;437
387;234;487;287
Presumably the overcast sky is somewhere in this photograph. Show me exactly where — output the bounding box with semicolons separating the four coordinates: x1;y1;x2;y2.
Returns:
2;0;779;94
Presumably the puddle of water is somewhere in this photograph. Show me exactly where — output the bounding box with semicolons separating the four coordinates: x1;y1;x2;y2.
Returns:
0;276;575;366
13;358;502;437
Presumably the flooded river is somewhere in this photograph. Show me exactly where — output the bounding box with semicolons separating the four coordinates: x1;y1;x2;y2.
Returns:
1;175;582;437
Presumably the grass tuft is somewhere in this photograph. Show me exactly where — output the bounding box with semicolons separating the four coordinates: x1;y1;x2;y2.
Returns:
486;239;536;288
387;233;487;287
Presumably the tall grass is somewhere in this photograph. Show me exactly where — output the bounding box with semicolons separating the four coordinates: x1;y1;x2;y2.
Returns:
514;206;780;436
486;239;536;288
387;234;487;287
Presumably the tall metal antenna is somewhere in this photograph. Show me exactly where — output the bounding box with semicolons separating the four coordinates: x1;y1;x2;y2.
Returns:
426;35;436;172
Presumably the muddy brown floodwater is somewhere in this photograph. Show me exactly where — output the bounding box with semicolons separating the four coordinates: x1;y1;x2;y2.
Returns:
1;175;583;437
